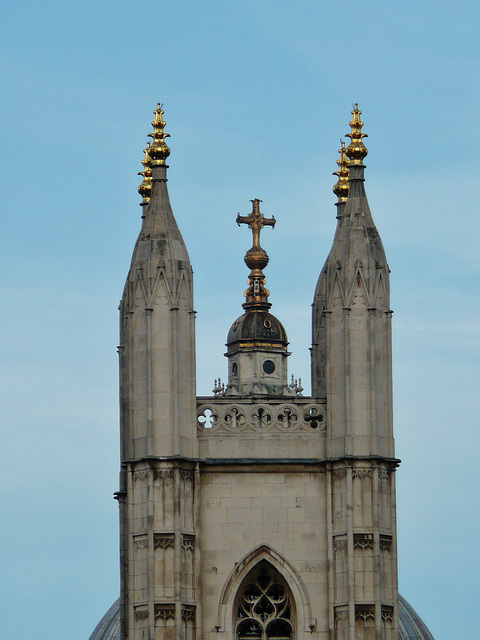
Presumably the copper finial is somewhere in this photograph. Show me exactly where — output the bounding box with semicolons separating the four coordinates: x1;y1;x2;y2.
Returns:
333;140;349;202
345;103;368;165
236;198;276;309
148;103;171;166
138;142;153;204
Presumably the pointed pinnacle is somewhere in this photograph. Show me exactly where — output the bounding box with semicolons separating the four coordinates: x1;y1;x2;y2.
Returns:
333;140;349;202
138;141;153;204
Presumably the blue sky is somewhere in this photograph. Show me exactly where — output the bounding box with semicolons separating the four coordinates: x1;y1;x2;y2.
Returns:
1;2;479;639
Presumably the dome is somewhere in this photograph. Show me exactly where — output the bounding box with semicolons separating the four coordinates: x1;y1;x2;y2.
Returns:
88;600;120;640
226;310;288;351
398;594;435;640
89;595;434;640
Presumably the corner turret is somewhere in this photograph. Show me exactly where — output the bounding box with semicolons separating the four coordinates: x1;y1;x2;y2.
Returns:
311;105;394;458
119;104;196;460
118;105;199;640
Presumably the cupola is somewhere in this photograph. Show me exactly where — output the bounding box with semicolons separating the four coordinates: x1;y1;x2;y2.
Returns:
224;199;296;396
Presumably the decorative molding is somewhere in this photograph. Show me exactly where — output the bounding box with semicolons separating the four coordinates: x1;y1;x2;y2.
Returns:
181;534;195;551
181;605;196;622
133;535;148;551
379;534;392;552
353;533;374;550
334;607;349;625
133;470;147;481
333;537;347;553
180;469;194;482
332;468;346;480
355;604;375;622
154;604;175;621
381;605;394;624
154;533;175;550
153;469;174;481
197;400;326;435
352;468;372;479
378;469;390;480
134;608;148;621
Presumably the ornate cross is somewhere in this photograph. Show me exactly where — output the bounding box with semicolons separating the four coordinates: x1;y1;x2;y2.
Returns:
236;198;275;249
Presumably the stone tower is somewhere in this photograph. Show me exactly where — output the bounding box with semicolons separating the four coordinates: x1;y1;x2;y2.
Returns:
117;104;399;640
117;106;198;640
311;107;398;639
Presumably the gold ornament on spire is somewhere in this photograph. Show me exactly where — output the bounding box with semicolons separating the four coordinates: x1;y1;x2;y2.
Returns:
148;103;170;166
236;198;276;309
345;103;368;164
138;142;153;204
333;140;349;202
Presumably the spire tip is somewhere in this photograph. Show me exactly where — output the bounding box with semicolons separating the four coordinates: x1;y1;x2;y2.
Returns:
345;103;368;165
148;103;171;166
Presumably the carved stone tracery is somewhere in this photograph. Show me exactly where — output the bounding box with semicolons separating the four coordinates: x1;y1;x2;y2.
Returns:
154;533;175;550
353;533;374;550
197;400;326;434
181;605;196;622
380;534;392;552
134;608;148;621
180;469;194;482
355;604;375;622
333;537;347;553
381;605;394;623
181;534;195;551
235;562;293;640
153;469;174;481
154;604;176;620
352;468;372;479
334;607;349;625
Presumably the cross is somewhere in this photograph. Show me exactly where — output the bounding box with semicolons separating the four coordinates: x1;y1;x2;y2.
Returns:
236;198;275;248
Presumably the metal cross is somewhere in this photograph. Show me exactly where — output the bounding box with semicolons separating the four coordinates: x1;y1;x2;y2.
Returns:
236;198;275;248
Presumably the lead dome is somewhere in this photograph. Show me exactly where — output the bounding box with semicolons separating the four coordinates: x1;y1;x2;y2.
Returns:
226;310;288;351
89;597;436;640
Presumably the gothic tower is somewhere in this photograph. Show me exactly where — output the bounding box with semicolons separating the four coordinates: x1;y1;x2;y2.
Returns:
117;105;199;640
111;103;416;640
311;106;398;639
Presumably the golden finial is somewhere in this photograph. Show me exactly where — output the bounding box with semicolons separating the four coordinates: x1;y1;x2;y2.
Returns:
236;199;276;309
345;103;368;164
333;140;349;202
148;103;170;166
138;142;153;204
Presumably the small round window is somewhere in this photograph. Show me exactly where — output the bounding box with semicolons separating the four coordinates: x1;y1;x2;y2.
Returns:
263;360;275;374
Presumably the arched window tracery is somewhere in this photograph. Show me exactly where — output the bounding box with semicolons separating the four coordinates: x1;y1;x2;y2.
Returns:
235;562;294;640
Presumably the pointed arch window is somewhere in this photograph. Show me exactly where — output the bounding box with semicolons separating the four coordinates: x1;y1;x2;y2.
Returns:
235;562;294;640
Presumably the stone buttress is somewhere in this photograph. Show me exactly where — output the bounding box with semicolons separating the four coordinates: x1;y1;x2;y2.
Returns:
311;106;399;640
117;106;200;640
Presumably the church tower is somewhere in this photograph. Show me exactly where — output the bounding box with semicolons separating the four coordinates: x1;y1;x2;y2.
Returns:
115;103;402;640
